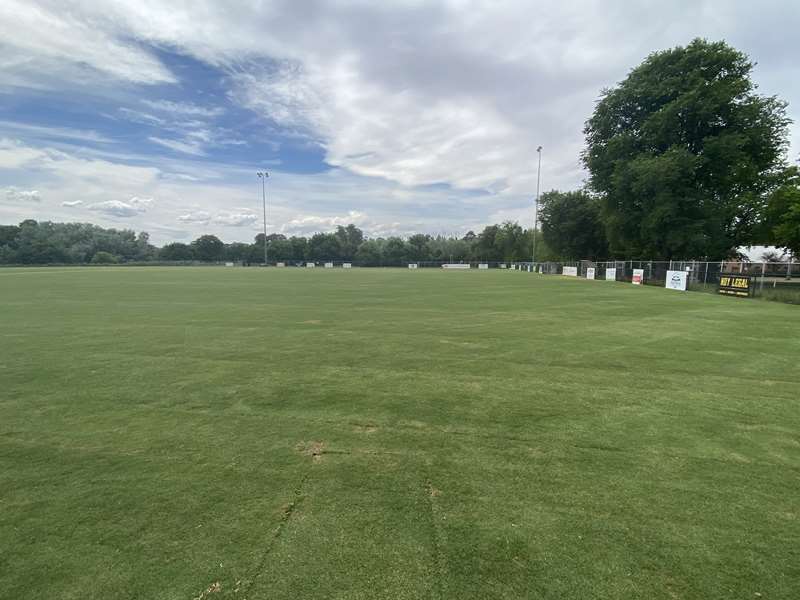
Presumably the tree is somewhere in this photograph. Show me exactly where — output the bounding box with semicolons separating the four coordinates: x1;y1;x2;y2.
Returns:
494;222;530;262
355;239;384;265
474;225;501;260
0;225;20;248
190;235;224;262
225;243;251;263
334;224;364;259
539;190;608;260
308;233;342;261
91;251;119;264
159;242;194;261
584;38;790;259
407;234;431;260
383;237;408;264
762;167;800;256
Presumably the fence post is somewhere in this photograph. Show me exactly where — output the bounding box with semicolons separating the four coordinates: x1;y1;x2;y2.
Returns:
704;262;708;289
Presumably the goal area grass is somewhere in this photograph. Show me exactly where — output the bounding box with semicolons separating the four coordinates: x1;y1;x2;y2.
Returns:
1;267;798;599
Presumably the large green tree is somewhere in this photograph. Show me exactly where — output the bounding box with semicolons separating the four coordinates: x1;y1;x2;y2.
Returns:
539;190;608;260
584;38;790;259
308;232;342;261
334;225;364;259
762;166;800;256
190;235;224;262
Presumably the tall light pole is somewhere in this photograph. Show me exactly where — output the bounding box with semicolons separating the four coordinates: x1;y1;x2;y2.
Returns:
257;171;269;265
532;146;542;266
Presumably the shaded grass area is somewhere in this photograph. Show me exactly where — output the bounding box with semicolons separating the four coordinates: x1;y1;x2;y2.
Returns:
1;267;798;599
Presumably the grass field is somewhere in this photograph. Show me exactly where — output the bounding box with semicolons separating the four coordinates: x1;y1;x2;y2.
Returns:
1;267;798;599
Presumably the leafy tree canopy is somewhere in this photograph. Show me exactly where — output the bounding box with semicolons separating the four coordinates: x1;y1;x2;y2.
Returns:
584;38;790;259
539;190;608;260
762;166;800;256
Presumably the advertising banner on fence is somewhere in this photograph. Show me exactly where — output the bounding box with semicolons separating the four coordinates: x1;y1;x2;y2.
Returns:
408;263;418;269
605;268;617;281
586;267;595;280
343;263;352;269
563;266;578;277
478;263;489;269
665;270;688;291
443;263;470;269
718;274;753;297
632;268;644;285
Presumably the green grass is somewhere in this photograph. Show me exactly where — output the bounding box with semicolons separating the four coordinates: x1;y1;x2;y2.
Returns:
1;267;798;599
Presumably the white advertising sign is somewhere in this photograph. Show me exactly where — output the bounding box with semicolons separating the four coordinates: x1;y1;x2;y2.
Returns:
443;263;470;269
478;263;489;269
343;263;352;269
324;262;333;268
586;267;595;280
225;262;234;267
665;270;688;291
632;268;645;285
276;262;286;267
306;262;315;268
563;266;578;277
408;263;418;269
605;268;617;281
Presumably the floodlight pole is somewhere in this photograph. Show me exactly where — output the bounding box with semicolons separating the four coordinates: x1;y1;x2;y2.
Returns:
532;146;542;267
257;171;269;265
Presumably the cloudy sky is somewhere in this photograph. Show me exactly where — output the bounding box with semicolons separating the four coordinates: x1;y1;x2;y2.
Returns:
1;0;798;244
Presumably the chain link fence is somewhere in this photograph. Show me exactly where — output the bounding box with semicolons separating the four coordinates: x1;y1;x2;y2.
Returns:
507;259;800;303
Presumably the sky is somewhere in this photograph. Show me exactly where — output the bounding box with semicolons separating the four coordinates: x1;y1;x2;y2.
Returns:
1;0;798;245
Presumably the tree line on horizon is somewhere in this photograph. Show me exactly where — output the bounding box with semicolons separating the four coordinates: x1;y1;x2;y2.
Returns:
0;219;553;265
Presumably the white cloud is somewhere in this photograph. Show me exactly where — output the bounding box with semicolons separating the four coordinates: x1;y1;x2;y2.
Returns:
129;196;154;208
213;211;259;227
86;196;151;218
177;211;212;224
0;138;48;169
6;0;789;197
87;200;145;218
0;138;160;186
148;136;206;156
142;99;224;117
0;0;174;87
62;200;83;207
0;121;112;144
5;187;41;202
281;210;369;234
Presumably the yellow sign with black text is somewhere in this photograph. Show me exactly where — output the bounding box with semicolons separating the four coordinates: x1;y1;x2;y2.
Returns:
718;274;753;298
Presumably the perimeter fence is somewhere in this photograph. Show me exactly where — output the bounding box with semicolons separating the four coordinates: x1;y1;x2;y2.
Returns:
508;259;800;304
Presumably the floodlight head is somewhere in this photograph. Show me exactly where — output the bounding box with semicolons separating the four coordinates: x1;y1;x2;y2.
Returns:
257;172;263;177
537;146;542;152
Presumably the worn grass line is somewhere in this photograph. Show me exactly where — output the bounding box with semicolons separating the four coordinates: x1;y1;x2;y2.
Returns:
424;479;447;600
241;471;311;598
